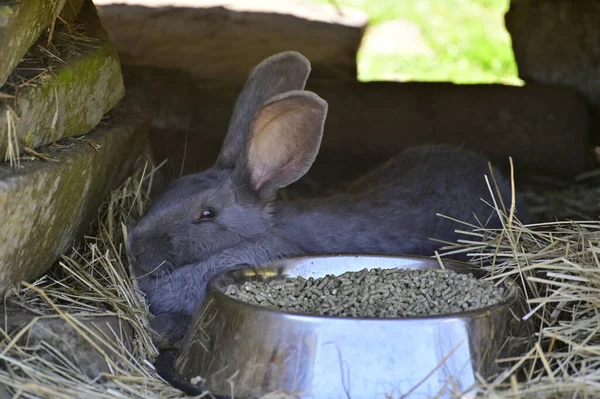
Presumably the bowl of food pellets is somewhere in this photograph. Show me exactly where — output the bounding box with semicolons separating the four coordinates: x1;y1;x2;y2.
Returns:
173;255;531;399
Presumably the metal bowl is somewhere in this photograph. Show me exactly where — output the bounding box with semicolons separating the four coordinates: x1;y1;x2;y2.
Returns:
174;255;532;399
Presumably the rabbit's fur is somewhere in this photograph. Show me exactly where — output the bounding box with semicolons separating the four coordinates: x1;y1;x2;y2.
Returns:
127;51;530;345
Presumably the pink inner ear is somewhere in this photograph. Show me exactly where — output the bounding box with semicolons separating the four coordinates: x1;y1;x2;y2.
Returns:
248;105;306;191
254;168;274;190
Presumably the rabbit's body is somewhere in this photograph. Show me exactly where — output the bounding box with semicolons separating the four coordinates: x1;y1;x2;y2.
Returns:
273;144;520;257
128;52;529;345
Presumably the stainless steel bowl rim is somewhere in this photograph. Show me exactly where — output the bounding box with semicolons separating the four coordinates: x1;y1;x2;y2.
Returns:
206;253;519;322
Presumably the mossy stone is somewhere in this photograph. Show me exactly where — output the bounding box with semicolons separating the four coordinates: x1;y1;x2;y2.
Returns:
0;0;124;155
0;0;67;86
0;105;148;295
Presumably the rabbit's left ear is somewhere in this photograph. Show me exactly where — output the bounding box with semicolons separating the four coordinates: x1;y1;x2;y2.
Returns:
233;90;328;202
216;51;311;169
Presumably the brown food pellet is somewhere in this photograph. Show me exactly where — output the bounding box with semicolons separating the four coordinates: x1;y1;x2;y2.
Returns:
224;268;506;318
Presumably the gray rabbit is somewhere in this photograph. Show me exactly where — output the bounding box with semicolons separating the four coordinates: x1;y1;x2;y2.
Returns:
127;51;529;345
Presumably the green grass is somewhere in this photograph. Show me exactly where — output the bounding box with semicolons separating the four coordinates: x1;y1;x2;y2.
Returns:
312;0;521;84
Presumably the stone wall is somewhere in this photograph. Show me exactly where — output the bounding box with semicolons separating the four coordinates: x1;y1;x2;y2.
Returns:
0;0;148;295
506;0;600;139
94;0;596;181
94;0;367;83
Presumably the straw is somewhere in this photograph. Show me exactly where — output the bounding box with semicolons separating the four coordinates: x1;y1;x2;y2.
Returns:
437;164;600;399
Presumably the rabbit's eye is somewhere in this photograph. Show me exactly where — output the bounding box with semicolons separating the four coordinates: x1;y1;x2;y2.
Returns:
194;209;216;223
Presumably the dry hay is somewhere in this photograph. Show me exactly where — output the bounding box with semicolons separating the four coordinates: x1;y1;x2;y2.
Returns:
0;157;600;399
437;164;600;399
454;217;600;399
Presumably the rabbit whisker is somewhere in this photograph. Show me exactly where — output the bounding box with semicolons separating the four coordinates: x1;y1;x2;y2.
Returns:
164;268;177;286
179;126;189;178
208;179;249;202
136;260;169;279
212;182;249;201
208;175;227;201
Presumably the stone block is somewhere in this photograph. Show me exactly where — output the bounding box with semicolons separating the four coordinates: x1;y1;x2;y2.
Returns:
0;307;133;379
0;0;125;156
121;66;592;178
0;105;149;295
0;0;66;86
505;0;600;127
309;81;592;177
94;0;367;82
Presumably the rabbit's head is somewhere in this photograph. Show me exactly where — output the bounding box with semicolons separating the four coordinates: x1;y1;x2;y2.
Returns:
127;51;328;278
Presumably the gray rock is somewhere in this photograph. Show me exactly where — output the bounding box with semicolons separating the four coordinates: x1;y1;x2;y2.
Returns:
94;0;367;82
506;0;600;126
0;0;66;86
309;81;592;177
0;105;149;295
0;306;134;379
0;0;125;157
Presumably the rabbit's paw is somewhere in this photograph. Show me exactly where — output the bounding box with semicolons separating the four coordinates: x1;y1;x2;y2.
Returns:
150;312;191;348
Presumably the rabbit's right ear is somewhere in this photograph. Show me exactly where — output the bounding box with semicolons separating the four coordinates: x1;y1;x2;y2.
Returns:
233;90;328;203
216;51;311;169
